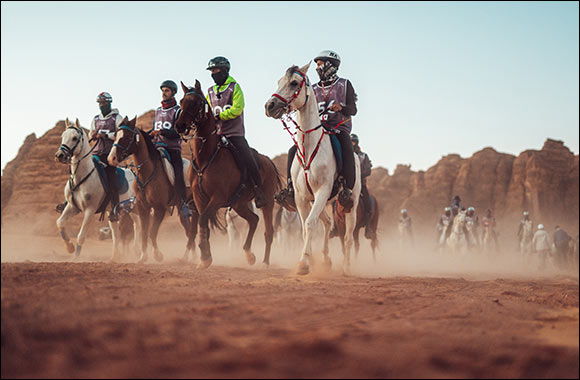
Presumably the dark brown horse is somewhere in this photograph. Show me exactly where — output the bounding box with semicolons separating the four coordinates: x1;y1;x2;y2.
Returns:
333;194;380;261
175;80;282;269
108;116;196;263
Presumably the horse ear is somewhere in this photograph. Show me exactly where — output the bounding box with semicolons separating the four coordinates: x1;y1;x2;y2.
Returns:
300;60;312;74
195;79;201;91
75;118;80;128
65;118;70;127
181;81;189;94
121;116;129;125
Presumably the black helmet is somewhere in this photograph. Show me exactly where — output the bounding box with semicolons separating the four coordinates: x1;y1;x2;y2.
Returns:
206;56;230;72
160;80;178;94
350;133;359;144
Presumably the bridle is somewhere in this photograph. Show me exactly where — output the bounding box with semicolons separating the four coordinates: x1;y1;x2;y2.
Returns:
59;126;92;162
112;125;139;162
271;70;310;112
180;88;210;134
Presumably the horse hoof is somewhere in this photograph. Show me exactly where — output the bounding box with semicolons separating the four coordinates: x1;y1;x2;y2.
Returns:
261;262;270;269
197;257;212;269
323;257;332;271
154;252;164;262
65;242;75;254
245;252;256;266
297;262;310;275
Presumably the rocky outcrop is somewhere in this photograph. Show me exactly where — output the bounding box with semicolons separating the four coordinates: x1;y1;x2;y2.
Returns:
2;115;578;240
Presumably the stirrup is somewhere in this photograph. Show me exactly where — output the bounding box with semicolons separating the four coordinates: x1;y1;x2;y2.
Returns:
108;207;119;222
338;188;353;210
180;201;192;218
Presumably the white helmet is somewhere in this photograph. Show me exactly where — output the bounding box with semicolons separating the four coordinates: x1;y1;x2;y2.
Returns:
538;224;544;230
468;206;475;212
401;209;407;214
314;50;341;68
523;211;529;216
445;207;451;212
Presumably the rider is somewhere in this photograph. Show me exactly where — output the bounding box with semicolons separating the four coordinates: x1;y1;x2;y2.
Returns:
278;50;358;209
149;80;191;218
517;211;533;246
399;209;414;243
532;224;551;270
351;134;373;238
482;208;500;249
436;207;453;245
205;56;267;208
465;206;479;246
91;92;124;221
451;195;462;216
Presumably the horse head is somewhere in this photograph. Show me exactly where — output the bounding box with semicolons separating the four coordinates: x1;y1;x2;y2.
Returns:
176;80;212;137
452;209;467;233
55;118;85;164
265;61;312;119
108;116;139;166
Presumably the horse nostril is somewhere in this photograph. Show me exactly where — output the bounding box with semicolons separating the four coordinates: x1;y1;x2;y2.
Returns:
267;101;275;111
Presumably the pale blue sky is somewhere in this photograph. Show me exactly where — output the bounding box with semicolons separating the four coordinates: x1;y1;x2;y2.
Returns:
2;1;578;173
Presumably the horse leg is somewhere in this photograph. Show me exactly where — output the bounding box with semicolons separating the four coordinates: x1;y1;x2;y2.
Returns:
137;206;151;263
318;209;332;271
342;202;359;275
232;202;259;266
108;217;122;263
73;209;96;258
298;191;329;275
261;203;275;267
56;203;79;254
295;197;313;275
197;206;219;270
150;207;166;262
182;210;198;263
354;227;361;259
130;212;142;259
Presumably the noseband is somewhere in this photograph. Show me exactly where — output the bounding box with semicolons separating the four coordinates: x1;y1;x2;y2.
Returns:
59;126;85;161
271;70;309;112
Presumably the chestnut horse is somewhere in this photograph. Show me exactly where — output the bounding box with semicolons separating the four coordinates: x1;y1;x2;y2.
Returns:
108;116;196;263
175;80;282;269
333;194;380;261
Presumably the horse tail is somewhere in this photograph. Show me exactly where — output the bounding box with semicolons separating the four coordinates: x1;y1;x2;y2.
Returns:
209;209;226;233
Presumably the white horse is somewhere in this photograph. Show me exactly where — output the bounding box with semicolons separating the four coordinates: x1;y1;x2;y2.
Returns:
275;207;303;255
519;219;533;260
482;220;499;254
54;118;140;261
265;62;361;275
465;215;480;252
447;209;469;256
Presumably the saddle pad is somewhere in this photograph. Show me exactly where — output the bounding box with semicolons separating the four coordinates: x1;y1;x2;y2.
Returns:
156;147;191;188
92;155;128;194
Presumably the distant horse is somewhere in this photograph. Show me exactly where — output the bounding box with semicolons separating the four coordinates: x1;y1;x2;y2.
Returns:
175;80;282;269
54;118;138;261
274;206;302;255
465;216;480;252
265;62;361;275
482;222;499;254
447;209;469;256
333;194;379;261
108;116;196;263
519;219;533;260
398;215;413;251
225;202;257;254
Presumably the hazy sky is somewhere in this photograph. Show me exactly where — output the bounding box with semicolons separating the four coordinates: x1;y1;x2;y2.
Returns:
1;1;578;174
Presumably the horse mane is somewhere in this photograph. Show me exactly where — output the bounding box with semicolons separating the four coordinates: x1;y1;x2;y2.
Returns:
138;128;159;160
286;65;299;78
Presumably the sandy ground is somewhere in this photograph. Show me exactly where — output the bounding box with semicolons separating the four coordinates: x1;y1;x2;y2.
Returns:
1;225;579;379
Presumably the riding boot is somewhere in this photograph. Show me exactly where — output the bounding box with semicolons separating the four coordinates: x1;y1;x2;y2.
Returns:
228;136;267;209
275;145;296;208
107;166;120;222
336;131;355;209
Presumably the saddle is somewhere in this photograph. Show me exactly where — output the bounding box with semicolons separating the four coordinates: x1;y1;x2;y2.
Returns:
155;146;191;188
92;155;130;215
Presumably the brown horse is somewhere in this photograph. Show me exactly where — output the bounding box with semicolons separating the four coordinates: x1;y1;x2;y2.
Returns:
108;116;196;263
175;80;282;269
333;194;380;261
